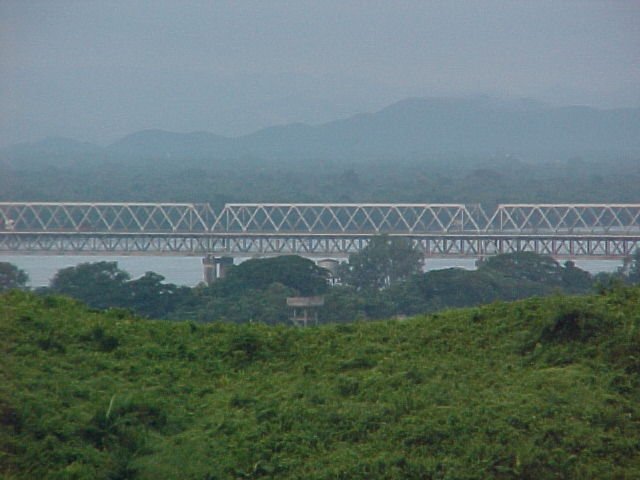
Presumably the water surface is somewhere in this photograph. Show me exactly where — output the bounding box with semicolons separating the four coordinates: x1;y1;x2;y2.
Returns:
1;255;624;288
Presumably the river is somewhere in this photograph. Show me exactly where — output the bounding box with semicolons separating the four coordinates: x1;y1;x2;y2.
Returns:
0;255;624;288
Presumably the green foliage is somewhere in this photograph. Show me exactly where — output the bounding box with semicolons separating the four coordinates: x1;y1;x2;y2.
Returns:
36;253;596;325
341;235;423;291
408;267;534;310
321;285;368;323
561;260;594;292
126;272;192;319
2;155;639;206
0;262;29;291
179;256;329;324
3;288;640;478
632;252;640;283
80;325;120;352
46;262;191;319
539;305;608;343
479;252;565;285
478;252;594;294
325;254;594;321
626;249;640;284
222;255;329;296
49;261;131;310
189;281;296;324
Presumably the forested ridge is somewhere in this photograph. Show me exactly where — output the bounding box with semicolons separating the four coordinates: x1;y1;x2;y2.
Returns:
2;155;639;205
2;98;639;205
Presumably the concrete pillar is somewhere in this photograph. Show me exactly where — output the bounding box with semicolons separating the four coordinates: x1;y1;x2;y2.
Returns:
318;258;340;284
202;255;234;284
217;257;234;279
202;255;216;284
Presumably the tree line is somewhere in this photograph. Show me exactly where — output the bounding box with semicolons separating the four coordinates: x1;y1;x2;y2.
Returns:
2;239;640;324
2;155;640;206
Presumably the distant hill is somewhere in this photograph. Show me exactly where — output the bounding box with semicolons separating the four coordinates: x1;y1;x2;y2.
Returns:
108;129;240;159
0;137;109;167
252;97;640;158
2;97;640;164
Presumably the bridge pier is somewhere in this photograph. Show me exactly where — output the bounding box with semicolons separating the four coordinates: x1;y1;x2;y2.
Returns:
202;255;234;284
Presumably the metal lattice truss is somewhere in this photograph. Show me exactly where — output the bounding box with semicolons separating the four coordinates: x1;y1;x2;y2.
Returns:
219;204;489;233
1;203;639;258
489;204;640;233
415;235;640;258
0;203;214;232
2;202;640;234
1;233;638;259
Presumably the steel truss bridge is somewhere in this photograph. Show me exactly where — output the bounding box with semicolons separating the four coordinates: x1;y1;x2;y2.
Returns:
1;202;639;259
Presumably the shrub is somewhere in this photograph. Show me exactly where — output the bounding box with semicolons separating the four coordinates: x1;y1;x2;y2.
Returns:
540;306;607;343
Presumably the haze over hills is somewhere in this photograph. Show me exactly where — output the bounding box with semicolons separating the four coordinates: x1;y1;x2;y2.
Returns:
2;97;640;165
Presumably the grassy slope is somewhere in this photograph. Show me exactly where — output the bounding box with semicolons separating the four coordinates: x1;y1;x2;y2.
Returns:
1;289;640;479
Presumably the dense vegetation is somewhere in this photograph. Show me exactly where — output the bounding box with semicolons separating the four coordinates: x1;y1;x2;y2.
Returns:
2;98;640;206
0;263;29;292
1;248;635;325
2;286;640;479
29;248;636;324
2;154;639;206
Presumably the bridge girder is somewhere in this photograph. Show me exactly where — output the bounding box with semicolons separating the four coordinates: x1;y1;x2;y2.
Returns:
1;232;638;260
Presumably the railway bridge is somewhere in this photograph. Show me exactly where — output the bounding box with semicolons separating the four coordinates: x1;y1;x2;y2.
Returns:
1;203;639;279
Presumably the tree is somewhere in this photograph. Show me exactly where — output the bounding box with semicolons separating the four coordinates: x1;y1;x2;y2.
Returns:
126;271;191;318
561;260;593;292
322;285;368;323
49;261;130;309
188;256;329;324
478;253;594;294
622;250;640;284
341;235;423;291
221;255;329;296
630;253;640;284
478;252;564;285
0;262;29;291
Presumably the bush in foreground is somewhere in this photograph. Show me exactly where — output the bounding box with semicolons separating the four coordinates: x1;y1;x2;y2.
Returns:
2;288;640;479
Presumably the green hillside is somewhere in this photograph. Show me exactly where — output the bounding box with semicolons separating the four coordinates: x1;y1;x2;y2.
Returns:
2;289;640;479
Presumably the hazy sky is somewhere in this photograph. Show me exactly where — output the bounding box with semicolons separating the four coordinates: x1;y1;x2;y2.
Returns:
1;0;639;146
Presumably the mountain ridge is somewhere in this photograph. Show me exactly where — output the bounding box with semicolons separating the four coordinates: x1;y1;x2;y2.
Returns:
2;97;639;164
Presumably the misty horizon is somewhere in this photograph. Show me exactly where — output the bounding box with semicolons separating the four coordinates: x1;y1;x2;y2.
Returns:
2;1;639;148
4;94;634;148
2;96;639;164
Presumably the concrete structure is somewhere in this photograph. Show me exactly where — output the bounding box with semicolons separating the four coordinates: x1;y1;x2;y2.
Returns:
318;258;341;285
286;296;325;327
202;255;233;284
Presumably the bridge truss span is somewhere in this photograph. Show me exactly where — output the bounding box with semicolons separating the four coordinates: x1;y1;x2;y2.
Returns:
2;232;638;260
0;202;216;233
221;203;490;233
0;202;639;259
489;204;640;234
